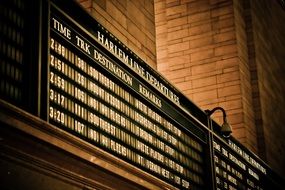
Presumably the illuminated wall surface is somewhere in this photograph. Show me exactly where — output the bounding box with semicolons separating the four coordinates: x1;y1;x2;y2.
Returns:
154;0;285;178
0;0;284;190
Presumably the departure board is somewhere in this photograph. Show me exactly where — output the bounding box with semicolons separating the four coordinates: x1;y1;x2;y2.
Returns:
0;0;25;107
213;136;274;190
46;3;208;190
2;1;285;190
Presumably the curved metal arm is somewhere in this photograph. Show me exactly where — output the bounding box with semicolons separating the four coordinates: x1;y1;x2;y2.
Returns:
205;107;232;138
205;107;227;122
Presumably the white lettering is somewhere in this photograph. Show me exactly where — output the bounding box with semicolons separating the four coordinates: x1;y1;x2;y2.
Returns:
75;35;91;54
139;84;162;108
248;168;259;180
52;18;71;39
95;31;180;105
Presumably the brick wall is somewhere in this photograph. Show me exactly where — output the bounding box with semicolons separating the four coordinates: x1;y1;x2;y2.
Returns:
78;0;285;176
155;0;285;176
77;0;157;68
155;0;258;153
233;0;257;155
250;0;285;176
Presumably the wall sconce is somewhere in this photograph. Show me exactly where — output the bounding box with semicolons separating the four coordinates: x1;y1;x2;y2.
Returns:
205;107;232;138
